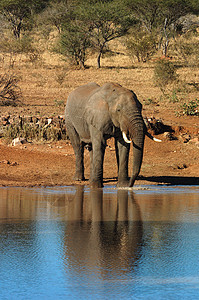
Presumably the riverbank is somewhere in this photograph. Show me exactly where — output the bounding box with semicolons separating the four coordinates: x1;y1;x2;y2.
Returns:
0;117;198;187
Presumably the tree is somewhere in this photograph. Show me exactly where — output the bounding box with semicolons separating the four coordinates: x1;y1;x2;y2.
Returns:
60;21;91;68
125;29;156;62
78;0;136;68
125;0;199;56
159;0;199;55
39;0;74;34
0;0;50;39
125;0;160;32
58;0;135;68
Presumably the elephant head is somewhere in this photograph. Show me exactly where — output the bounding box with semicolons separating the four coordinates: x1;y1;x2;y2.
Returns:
100;83;146;187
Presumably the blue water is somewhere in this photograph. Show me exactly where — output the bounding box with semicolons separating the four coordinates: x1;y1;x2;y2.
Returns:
0;185;199;300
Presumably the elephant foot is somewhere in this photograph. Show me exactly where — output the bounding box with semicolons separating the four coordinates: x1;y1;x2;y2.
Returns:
90;180;103;188
117;180;130;188
73;174;85;181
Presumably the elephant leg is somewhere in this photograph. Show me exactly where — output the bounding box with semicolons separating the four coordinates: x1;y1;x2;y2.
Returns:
66;124;85;181
115;139;130;187
85;143;93;182
90;133;105;188
89;147;93;181
74;143;85;181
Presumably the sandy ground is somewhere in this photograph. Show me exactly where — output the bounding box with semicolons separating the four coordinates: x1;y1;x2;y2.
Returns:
0;113;198;188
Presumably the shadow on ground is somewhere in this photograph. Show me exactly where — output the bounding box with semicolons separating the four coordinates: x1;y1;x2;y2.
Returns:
103;176;199;186
138;176;199;186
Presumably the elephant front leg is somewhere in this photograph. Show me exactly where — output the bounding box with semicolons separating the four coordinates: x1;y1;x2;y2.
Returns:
115;139;130;187
90;139;105;188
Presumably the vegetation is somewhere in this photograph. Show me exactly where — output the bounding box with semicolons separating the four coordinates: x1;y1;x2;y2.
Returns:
125;30;156;62
125;0;199;56
60;21;91;68
0;72;21;106
3;117;67;143
0;0;198;67
182;99;199;116
77;0;135;68
153;59;178;94
171;31;199;66
0;0;198;144
0;0;50;39
56;0;136;68
27;0;198;67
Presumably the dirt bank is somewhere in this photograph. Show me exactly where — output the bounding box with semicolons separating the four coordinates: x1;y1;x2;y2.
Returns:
0;115;198;187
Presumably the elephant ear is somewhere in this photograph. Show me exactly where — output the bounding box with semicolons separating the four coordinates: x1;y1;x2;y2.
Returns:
100;83;122;102
129;90;143;111
86;93;113;133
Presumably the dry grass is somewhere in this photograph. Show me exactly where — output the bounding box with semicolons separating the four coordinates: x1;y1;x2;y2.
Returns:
0;37;198;124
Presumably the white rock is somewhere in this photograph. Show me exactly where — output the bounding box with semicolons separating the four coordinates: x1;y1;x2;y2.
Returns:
12;137;26;146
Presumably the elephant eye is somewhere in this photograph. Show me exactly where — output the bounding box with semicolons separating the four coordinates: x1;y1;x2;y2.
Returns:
116;104;122;112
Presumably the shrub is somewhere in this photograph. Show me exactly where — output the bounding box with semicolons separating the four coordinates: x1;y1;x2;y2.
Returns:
182;99;199;116
3;120;67;143
125;31;156;62
153;59;178;94
0;35;38;54
169;89;179;103
0;73;21;106
171;33;199;66
55;70;68;86
59;22;91;68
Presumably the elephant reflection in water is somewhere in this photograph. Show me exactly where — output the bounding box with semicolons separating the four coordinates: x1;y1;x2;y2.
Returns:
52;186;143;277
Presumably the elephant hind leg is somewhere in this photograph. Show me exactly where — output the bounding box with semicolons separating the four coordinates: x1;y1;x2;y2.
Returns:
66;123;85;181
87;144;93;182
74;142;85;181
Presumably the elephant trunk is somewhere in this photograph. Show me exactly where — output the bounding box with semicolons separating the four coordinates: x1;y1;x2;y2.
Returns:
128;116;145;187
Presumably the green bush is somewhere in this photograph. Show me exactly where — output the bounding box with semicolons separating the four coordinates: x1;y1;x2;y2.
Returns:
126;31;156;62
153;59;178;93
0;35;37;54
59;22;91;68
171;33;199;66
169;89;179;103
182;99;199;116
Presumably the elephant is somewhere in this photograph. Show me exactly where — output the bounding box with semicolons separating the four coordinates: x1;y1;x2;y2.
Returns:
65;82;161;188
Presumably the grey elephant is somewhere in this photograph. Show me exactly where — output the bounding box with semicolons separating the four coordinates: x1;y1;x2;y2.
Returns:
65;82;160;188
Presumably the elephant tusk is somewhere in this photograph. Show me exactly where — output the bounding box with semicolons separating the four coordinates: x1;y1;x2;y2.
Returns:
153;137;162;142
122;132;132;144
146;131;162;142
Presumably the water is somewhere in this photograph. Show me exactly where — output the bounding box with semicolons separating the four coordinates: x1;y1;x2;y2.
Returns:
0;185;199;300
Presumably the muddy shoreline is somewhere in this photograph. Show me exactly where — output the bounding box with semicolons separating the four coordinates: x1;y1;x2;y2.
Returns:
0;126;198;187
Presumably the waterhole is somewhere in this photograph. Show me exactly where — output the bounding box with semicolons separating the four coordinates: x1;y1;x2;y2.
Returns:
0;185;199;299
